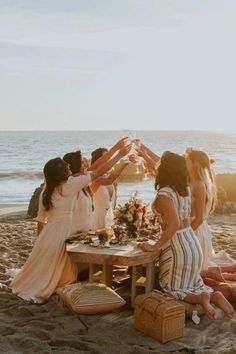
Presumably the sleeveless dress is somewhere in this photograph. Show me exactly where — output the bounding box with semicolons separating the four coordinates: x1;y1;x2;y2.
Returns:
192;182;235;270
69;189;93;235
11;174;91;301
92;184;115;231
154;187;212;300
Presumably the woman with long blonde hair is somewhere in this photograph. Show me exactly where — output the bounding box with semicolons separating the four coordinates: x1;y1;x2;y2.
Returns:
186;149;235;279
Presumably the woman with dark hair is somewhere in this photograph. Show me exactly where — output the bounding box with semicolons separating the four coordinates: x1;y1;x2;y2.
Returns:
186;149;236;280
11;145;130;302
90;140;133;230
63;150;93;234
138;151;234;320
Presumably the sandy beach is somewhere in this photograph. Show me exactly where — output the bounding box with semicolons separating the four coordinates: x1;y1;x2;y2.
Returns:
0;208;236;354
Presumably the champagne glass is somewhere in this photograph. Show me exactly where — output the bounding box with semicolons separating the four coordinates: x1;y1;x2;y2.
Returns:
122;130;133;161
133;138;142;164
128;131;136;155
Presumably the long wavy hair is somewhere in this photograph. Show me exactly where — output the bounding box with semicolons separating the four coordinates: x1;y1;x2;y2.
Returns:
187;149;217;212
42;158;69;211
155;151;189;197
91;147;108;165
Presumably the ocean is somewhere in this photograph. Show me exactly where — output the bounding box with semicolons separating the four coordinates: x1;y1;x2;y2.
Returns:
1;130;236;205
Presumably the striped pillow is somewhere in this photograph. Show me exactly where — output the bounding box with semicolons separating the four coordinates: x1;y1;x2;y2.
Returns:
57;283;126;314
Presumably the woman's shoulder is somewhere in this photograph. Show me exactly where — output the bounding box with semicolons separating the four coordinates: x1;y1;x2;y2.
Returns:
191;180;206;194
63;173;92;193
67;173;91;184
157;187;176;201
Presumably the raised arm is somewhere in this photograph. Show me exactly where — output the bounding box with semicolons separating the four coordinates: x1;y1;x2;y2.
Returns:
91;160;130;193
141;143;160;164
89;137;128;171
137;148;157;176
90;144;131;181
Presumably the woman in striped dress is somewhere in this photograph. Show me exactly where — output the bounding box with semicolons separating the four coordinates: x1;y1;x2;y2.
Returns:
138;151;233;320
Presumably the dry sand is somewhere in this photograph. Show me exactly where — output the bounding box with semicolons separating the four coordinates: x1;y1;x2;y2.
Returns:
1;211;236;354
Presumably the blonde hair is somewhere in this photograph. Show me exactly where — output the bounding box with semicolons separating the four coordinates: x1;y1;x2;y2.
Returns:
188;150;217;213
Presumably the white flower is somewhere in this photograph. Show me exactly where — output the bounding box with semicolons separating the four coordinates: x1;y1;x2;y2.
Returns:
127;213;133;222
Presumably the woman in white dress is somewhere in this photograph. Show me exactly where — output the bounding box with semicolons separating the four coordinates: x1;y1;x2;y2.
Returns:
90;145;130;230
138;151;233;319
63;151;93;235
185;149;236;280
11;145;130;302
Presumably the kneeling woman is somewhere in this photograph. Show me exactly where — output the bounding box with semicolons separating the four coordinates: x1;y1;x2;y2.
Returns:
11;145;130;302
138;151;233;320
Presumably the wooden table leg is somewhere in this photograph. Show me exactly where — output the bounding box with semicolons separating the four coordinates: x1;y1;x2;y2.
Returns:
102;264;113;287
145;261;156;293
89;263;101;283
131;265;143;308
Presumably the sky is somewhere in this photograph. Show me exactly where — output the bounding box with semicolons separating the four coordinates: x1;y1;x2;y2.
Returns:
0;0;236;131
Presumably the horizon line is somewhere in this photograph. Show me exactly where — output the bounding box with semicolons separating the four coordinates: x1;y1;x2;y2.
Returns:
0;129;232;133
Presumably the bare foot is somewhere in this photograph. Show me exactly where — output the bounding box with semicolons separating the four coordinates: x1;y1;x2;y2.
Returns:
200;292;217;320
204;267;225;282
211;291;234;319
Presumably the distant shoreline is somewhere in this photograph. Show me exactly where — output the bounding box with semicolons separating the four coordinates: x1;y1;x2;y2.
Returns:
0;204;28;218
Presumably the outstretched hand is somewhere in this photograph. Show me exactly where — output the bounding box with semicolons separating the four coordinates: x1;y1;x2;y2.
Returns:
118;144;132;158
114;137;129;151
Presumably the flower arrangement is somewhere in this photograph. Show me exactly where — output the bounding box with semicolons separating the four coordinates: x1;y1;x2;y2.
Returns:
114;194;149;238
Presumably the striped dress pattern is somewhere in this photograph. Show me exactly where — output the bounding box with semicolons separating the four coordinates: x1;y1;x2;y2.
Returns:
155;187;212;300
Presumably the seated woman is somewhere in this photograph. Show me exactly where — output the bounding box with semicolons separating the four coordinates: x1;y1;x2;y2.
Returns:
185;149;236;281
90;138;131;230
10;145;130;302
138;151;234;320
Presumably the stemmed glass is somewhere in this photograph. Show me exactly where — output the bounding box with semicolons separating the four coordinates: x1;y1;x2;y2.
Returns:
122;130;138;160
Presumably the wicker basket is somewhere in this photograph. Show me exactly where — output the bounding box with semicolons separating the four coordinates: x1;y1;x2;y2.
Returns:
134;290;185;343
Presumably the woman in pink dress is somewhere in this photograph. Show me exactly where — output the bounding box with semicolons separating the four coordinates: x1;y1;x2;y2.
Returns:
11;145;130;302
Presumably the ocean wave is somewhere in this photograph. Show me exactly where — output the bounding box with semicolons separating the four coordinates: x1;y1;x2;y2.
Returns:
0;170;43;179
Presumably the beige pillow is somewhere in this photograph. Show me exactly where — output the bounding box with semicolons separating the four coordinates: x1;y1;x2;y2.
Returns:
56;283;126;314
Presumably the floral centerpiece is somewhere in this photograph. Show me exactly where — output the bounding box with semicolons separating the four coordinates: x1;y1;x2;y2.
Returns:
113;194;149;238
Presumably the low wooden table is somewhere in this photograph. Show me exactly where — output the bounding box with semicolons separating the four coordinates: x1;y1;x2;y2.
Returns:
67;243;159;307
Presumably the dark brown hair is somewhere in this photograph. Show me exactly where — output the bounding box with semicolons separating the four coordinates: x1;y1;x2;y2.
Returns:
91;148;108;165
155;151;189;197
42;158;69;210
63;151;82;174
63;151;91;198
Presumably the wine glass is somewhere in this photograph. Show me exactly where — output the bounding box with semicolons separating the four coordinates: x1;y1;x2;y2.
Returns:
133;138;142;164
122;130;134;161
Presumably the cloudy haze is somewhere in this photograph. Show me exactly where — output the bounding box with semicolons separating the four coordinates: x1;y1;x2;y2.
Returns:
0;0;236;131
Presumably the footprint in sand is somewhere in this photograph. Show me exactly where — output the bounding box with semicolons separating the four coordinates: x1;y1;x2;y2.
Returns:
0;325;17;336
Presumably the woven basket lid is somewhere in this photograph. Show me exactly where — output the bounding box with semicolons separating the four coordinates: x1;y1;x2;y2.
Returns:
135;290;185;316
